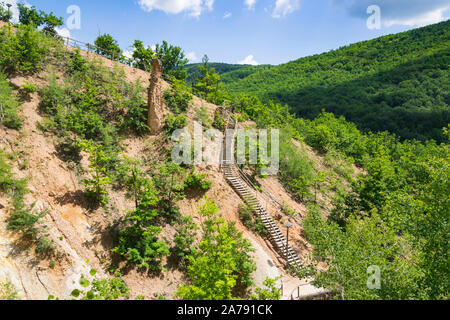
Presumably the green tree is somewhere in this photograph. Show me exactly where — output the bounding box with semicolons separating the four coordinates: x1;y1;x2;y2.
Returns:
173;215;198;267
176;199;256;300
194;55;222;104
41;12;64;37
130;40;154;72
78;140;112;205
113;178;170;271
94;34;122;60
17;3;44;27
250;277;282;300
0;24;44;75
154;40;188;81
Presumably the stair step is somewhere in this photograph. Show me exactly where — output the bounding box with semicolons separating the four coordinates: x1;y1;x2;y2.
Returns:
223;161;304;267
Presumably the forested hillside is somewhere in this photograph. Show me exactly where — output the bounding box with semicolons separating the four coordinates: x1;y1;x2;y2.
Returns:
185;62;272;84
223;20;450;142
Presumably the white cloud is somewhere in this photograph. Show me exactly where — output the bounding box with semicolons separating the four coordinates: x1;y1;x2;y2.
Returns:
223;12;232;19
186;51;198;62
123;50;134;60
245;0;257;10
138;0;215;18
272;0;301;18
55;27;71;39
238;54;259;66
384;6;449;27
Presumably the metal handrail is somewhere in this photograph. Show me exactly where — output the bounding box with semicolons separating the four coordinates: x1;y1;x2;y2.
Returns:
42;30;131;65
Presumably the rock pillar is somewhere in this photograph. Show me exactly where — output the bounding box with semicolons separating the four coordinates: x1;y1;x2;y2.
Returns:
148;59;165;135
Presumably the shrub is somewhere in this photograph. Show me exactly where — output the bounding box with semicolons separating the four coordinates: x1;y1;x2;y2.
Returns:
250;277;281;300
176;199;256;300
0;150;27;195
94;34;122;60
184;171;212;192
163;88;192;114
113;179;169;271
78;140;112;206
173;215;198;267
21;81;37;93
238;204;268;237
212;109;225;131
67;271;130;301
39;75;70;115
0;282;19;300
68;48;88;73
14;25;44;73
195;106;212;128
279;131;315;202
165;114;187;134
0;74;23;130
7;198;46;238
281;201;298;218
121;84;148;135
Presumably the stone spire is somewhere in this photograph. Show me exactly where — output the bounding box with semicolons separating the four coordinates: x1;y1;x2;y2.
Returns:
148;59;165;135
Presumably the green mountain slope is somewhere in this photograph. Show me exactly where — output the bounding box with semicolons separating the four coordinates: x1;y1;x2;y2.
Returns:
185;62;271;84
224;20;450;142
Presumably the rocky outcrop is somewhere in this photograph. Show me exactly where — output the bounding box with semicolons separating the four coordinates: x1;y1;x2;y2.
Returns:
147;59;165;135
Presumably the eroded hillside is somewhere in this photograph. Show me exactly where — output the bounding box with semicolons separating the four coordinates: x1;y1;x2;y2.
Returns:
0;29;351;300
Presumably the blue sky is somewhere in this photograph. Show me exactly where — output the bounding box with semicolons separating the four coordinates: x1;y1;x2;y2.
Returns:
5;0;450;65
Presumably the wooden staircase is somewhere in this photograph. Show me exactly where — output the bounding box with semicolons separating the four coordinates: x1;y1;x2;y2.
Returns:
219;109;303;271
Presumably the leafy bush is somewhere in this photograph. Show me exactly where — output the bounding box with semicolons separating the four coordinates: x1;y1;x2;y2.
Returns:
238;204;268;237
78;140;112;206
113;179;169;271
279;131;316;202
94;34;122;60
172;215;198;267
66;271;129;301
7;199;46;238
176;199;256;300
250;277;281;300
195;106;212;128
38;75;70;115
165;114;187;134
68;48;88;73
281;201;298;218
0;150;27;195
7;195;54;256
0;282;19;300
212;109;225;131
2;24;45;74
21;81;37;93
163;88;192;114
0;74;23;130
120;83;148;135
184;171;212;192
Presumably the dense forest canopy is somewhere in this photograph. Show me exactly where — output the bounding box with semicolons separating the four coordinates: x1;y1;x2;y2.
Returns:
222;20;450;142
